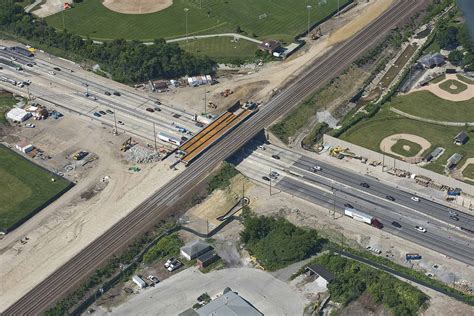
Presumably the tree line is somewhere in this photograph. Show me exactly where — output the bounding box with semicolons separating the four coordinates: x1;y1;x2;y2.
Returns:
0;0;216;83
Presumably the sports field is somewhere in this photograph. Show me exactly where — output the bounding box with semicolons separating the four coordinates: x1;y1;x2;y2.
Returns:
177;37;257;62
46;0;350;42
341;93;474;174
0;145;71;232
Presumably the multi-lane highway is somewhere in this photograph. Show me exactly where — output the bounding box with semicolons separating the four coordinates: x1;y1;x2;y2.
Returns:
3;1;429;313
0;48;200;143
232;143;474;265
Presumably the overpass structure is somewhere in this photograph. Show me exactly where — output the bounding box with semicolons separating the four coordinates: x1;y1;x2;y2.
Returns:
3;1;427;313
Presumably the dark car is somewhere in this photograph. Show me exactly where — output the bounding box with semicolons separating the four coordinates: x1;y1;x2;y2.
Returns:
99;110;106;115
118;120;124;125
26;63;33;67
106;109;114;114
104;91;111;96
154;100;161;105
386;195;395;201
154;107;162;112
146;108;155;113
391;221;402;228
262;176;271;181
449;215;459;221
93;112;101;117
272;154;280;160
360;182;370;188
344;203;353;209
53;67;61;71
113;91;121;96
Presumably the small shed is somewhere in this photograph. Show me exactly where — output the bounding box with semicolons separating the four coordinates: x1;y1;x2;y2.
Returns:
132;275;146;289
196;251;220;268
180;240;213;260
7;108;31;122
258;40;281;54
453;131;469;146
447;153;463;169
305;264;335;288
16;140;34;153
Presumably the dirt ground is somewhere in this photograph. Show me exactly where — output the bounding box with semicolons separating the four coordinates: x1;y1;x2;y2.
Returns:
102;0;173;14
32;0;72;18
379;133;432;159
158;0;397;115
0;111;180;311
412;74;474;102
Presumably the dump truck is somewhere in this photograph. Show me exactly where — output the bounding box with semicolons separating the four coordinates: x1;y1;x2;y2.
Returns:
344;208;383;229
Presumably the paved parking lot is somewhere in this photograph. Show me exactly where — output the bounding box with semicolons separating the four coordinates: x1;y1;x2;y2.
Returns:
98;267;308;315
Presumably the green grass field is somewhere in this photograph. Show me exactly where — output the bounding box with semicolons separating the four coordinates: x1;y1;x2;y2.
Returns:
456;74;474;85
0;93;16;124
0;145;71;231
429;74;446;84
462;164;474;179
391;139;422;157
341;102;474;174
177;37;258;62
46;0;350;42
391;91;474;122
439;79;468;94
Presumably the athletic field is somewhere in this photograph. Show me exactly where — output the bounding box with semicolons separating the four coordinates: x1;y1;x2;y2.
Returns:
46;0;350;43
0;145;71;232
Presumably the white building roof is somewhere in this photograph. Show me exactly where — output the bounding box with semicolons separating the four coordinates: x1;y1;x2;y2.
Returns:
7;108;31;122
195;290;262;316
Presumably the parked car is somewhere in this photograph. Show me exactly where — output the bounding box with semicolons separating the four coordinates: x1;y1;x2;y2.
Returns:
106;109;114;114
118;120;124;125
386;195;395;201
98;110;106;115
411;196;420;202
168;260;182;272
262;176;271;181
25;123;35;128
104;91;111;96
391;221;402;228
272;154;280;160
53;67;61;71
415;225;427;233
113;91;121;96
360;182;370;188
164;257;175;268
147;275;159;283
154;107;162;112
146;108;154;113
93;112;101;117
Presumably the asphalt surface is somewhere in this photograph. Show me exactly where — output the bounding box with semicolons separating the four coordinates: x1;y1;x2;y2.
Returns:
234;144;474;265
3;1;427;313
0;48;199;143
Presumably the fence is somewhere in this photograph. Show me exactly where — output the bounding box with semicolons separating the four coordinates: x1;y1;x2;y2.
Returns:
323;134;473;193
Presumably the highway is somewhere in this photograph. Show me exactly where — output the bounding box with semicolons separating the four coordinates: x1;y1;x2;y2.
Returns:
0;48;200;144
3;1;429;313
231;143;474;265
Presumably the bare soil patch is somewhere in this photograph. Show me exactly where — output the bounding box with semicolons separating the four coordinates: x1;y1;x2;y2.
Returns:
102;0;173;14
380;133;431;160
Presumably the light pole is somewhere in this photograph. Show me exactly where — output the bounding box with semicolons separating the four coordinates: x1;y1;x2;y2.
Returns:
184;8;189;42
307;5;312;37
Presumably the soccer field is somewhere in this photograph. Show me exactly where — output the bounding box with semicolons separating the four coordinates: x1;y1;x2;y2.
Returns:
0;145;72;232
46;0;350;42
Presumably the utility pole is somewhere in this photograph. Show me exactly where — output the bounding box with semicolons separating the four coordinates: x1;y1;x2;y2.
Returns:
306;5;312;37
153;122;157;152
269;167;272;196
113;110;118;135
184;8;189;43
332;188;337;219
204;85;207;115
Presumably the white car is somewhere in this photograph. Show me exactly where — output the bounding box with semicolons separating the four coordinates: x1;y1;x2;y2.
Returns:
411;196;420;202
48;71;56;76
147;275;159;283
415;225;427;233
164;257;175;268
257;145;266;150
25;123;35;128
312;165;322;172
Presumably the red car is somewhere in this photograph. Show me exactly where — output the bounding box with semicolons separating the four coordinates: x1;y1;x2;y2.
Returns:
146;108;155;113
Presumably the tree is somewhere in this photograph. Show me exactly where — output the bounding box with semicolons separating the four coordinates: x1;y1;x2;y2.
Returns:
437;25;459;49
448;50;463;65
236;25;242;33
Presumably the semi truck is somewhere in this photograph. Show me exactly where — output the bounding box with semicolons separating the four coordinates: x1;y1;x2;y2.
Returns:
158;132;182;146
344;208;383;229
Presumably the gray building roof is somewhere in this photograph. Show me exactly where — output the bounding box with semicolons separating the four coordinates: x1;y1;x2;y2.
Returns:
194;290;262;316
454;131;469;144
306;264;335;282
418;53;445;68
181;240;213;258
447;153;463;166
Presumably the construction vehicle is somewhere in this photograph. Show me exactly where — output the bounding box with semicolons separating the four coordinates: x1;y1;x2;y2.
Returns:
72;151;88;160
208;101;217;109
311;27;322;40
120;137;136;152
220;89;233;97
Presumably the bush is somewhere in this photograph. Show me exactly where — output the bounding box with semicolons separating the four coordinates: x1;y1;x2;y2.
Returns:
142;233;183;263
207;162;238;194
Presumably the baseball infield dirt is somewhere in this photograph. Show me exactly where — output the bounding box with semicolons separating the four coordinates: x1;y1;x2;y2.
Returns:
102;0;173;14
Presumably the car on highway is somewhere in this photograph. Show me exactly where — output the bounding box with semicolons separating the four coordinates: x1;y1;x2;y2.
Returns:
415;225;427;233
104;91;111;96
154;107;162;112
24;80;32;85
386;195;395;201
53;67;61;71
93;112;101;117
82;82;89;87
106;109;114;114
154;100;161;105
262;176;271;181
10;56;16;61
26;63;33;67
99;110;106;115
257;145;266;150
146;108;154;113
269;171;279;179
344;203;353;209
113;91;121;96
272;154;280;160
25;123;35;128
391;221;402;228
449;210;458;216
48;71;56;76
411;196;420;202
312;165;322;172
360;182;370;188
118;120;124;125
449;215;459;221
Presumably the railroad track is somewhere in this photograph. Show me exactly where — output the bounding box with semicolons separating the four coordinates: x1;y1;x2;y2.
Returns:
3;1;425;314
